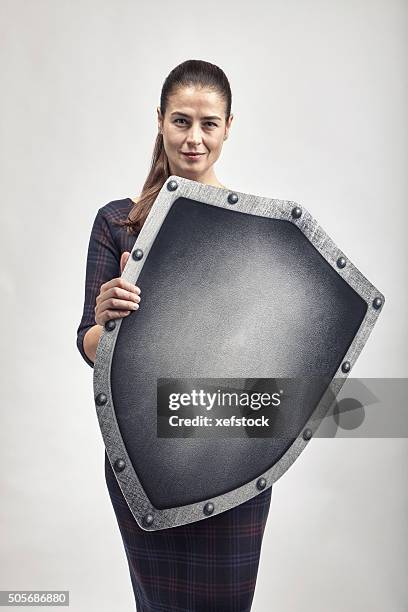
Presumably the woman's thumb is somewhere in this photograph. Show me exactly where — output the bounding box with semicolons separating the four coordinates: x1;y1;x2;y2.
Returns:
120;251;131;274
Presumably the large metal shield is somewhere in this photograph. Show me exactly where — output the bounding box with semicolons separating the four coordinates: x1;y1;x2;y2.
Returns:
94;176;384;531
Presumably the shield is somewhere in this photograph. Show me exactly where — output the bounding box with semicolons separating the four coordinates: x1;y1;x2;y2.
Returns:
93;176;384;530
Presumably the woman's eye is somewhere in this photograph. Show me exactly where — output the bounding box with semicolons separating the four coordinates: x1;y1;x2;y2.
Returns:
174;118;218;128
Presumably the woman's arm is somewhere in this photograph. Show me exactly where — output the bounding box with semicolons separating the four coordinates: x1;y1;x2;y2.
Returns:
76;206;121;368
83;324;104;366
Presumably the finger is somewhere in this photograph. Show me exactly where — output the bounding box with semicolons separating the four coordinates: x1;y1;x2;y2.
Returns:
98;297;139;315
120;251;131;275
97;286;141;304
98;310;132;326
100;276;140;295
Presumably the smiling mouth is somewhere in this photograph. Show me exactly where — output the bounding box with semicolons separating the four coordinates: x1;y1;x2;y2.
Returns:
181;153;205;162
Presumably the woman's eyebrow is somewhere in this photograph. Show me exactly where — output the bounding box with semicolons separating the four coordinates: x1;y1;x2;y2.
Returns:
170;111;222;121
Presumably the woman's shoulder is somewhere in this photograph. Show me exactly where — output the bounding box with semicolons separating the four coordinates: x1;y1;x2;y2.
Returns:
96;195;140;224
95;197;141;251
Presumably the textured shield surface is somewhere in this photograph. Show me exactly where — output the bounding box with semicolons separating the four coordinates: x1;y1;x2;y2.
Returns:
93;176;385;530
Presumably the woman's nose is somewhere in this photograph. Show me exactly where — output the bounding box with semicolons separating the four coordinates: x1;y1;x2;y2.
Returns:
186;125;202;145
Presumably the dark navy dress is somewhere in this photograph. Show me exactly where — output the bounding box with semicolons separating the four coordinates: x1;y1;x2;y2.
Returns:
76;198;273;612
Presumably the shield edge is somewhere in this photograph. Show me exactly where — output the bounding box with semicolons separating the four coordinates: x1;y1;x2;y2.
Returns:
93;175;385;531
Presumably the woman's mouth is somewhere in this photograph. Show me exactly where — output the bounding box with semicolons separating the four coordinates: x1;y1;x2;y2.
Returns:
182;152;204;161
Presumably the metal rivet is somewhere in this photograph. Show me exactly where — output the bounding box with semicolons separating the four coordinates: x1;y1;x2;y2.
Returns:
105;320;116;331
303;428;313;441
256;477;267;491
114;458;126;472
167;180;178;191
143;513;154;526
227;192;238;205
132;248;143;261
291;206;302;219
341;361;351;373
95;393;107;406
372;297;383;310
337;256;346;269
203;502;214;516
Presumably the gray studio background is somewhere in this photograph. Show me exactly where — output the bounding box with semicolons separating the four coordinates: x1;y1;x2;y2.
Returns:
1;0;407;610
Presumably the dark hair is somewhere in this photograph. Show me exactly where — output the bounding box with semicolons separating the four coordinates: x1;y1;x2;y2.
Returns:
115;59;232;235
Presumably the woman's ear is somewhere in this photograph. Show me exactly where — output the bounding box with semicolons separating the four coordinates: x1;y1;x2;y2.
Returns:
224;113;234;140
157;107;163;134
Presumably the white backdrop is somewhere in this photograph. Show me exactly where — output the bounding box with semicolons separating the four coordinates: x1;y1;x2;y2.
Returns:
1;0;407;610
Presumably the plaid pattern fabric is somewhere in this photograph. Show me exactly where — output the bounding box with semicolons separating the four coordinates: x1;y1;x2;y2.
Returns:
105;451;272;612
77;198;273;611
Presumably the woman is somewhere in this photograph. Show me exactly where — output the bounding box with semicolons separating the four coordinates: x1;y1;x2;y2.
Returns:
76;59;272;612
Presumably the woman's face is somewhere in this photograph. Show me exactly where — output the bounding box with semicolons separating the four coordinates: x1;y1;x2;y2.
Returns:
157;86;233;183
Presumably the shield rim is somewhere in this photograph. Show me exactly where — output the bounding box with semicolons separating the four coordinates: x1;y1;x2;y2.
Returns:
93;175;385;531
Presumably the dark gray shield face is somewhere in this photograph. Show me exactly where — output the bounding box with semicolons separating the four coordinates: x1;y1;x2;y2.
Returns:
94;176;384;531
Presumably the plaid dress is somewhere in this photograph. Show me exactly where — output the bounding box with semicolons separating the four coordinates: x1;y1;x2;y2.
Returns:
76;198;273;612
